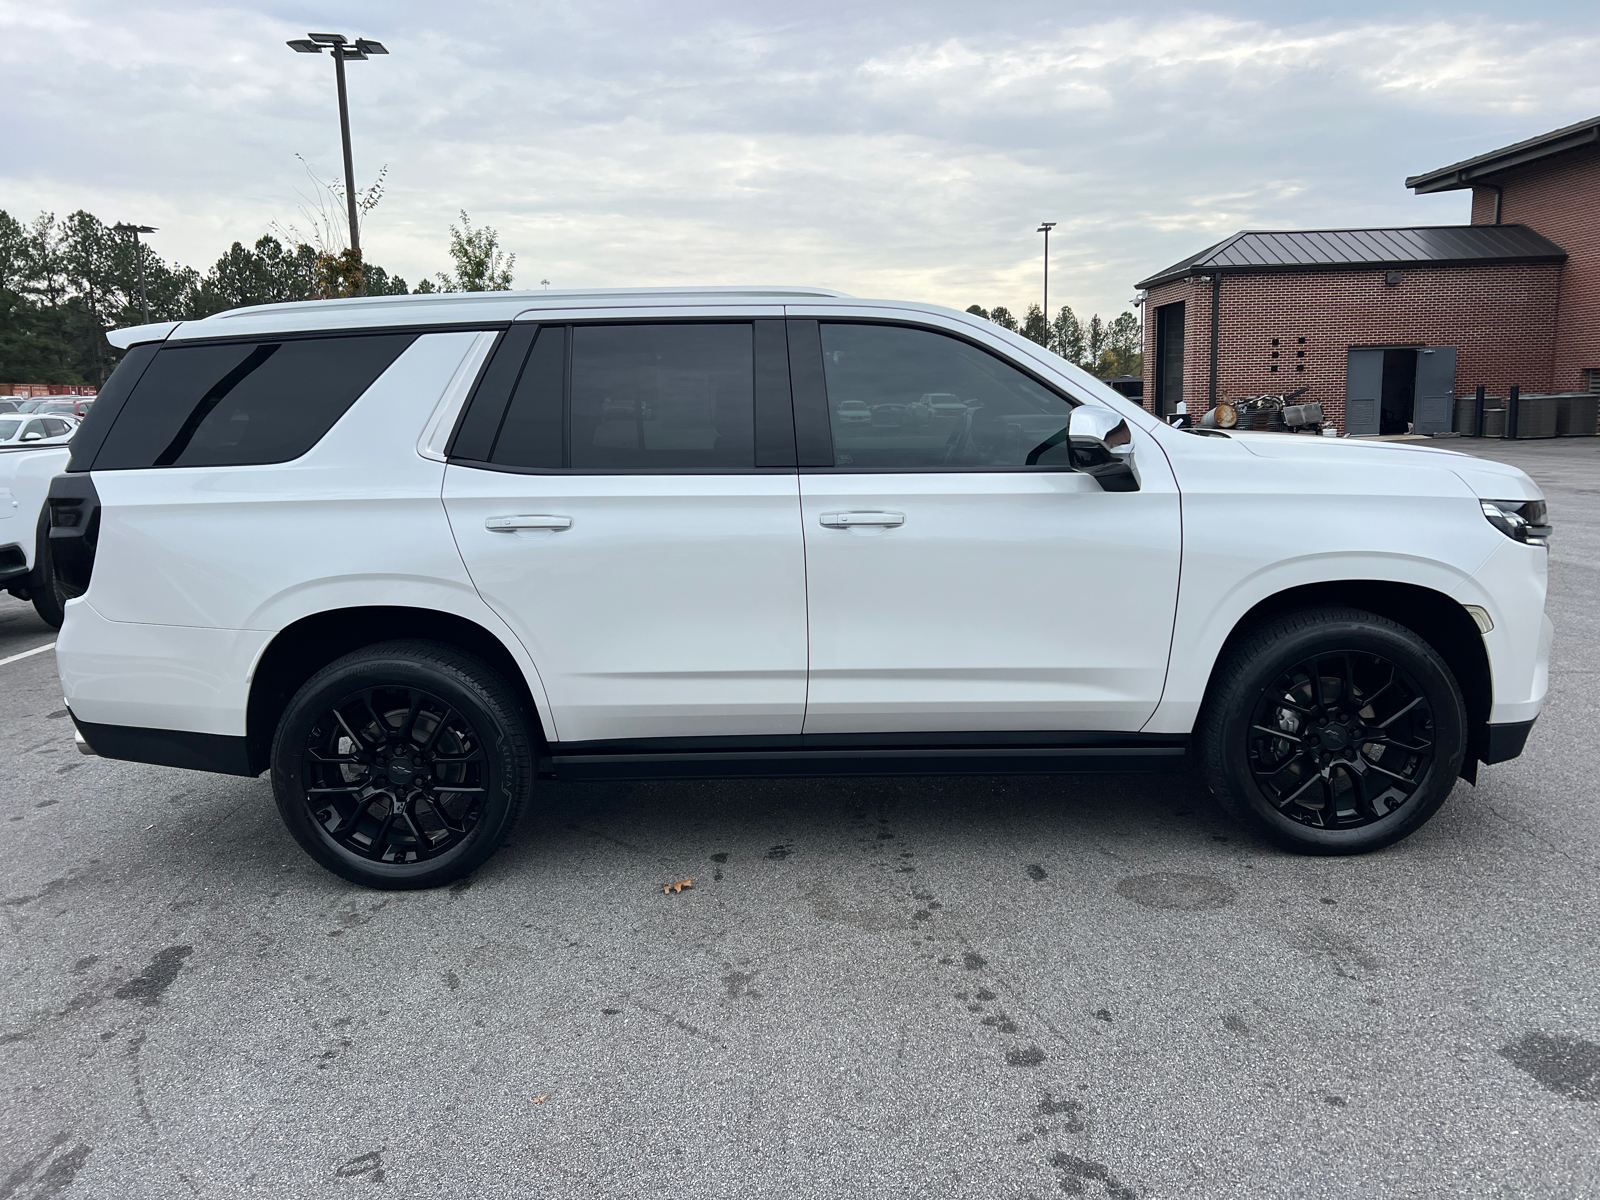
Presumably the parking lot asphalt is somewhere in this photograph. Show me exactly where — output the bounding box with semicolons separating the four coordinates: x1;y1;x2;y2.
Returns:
2;438;1596;1199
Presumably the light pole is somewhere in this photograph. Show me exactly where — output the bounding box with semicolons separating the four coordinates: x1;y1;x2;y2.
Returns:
287;32;388;284
1036;222;1056;337
113;223;158;324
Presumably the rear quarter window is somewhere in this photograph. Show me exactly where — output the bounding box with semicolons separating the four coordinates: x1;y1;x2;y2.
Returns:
92;332;418;470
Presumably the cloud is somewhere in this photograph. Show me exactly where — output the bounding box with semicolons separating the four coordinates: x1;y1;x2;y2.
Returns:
2;2;1597;320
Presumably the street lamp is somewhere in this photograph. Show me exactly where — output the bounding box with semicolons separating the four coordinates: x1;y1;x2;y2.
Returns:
1037;222;1057;336
286;32;388;280
113;223;158;324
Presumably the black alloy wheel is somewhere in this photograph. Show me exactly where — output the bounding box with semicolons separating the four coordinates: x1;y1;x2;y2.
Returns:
302;684;489;864
1247;650;1436;830
271;640;533;889
1201;607;1467;855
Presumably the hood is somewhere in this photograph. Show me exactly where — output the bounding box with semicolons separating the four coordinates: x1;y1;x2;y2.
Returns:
1227;432;1542;501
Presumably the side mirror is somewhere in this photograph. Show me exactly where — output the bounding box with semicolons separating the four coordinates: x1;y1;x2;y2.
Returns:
21;431;43;442
1074;410;1139;492
1023;408;1140;491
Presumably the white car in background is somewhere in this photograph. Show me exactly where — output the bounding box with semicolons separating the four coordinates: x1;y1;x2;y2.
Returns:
48;287;1551;890
0;415;77;446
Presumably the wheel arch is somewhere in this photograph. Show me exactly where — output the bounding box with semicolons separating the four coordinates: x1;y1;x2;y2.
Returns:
245;606;547;775
1203;580;1492;778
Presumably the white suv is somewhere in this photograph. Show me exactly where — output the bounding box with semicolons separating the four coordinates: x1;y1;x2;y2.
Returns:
50;288;1552;889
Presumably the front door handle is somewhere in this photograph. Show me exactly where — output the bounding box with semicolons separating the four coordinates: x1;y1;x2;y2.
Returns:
819;511;905;528
486;514;573;532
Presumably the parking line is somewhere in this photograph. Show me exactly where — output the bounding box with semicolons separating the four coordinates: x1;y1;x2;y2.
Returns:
0;641;56;667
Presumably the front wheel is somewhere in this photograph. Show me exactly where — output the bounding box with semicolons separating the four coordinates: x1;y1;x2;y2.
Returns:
271;640;534;889
1199;607;1467;855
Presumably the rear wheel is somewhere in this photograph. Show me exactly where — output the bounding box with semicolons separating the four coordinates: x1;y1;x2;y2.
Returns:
271;640;534;889
28;533;67;630
1200;607;1467;854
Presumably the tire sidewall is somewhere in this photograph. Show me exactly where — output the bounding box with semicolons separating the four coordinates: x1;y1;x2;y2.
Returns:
1212;617;1467;853
271;650;526;888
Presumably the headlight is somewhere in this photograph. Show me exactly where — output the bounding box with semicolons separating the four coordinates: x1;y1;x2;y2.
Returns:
1481;498;1551;546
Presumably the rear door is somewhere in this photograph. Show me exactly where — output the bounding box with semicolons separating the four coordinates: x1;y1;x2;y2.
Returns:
788;315;1182;735
443;316;808;743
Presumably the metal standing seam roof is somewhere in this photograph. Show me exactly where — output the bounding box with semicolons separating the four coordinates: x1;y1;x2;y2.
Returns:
1135;224;1566;290
1407;114;1600;193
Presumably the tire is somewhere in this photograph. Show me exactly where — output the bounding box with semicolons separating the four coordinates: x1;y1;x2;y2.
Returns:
29;534;65;630
271;639;534;889
1199;607;1467;855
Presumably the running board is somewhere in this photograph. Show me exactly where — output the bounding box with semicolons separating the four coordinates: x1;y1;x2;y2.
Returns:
543;734;1187;782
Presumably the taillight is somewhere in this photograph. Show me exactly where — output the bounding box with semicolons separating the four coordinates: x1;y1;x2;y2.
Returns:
47;473;100;598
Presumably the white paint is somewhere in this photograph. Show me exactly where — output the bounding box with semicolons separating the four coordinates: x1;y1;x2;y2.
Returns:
0;641;55;668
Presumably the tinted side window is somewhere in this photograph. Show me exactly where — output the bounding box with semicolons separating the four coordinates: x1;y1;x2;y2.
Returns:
818;324;1072;469
93;333;417;470
570;324;754;470
489;325;565;470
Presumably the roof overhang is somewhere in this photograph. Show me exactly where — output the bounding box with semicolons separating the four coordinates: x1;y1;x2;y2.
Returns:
1136;252;1566;291
1407;116;1600;193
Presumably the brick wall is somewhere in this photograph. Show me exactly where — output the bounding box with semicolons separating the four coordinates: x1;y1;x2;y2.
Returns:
1141;264;1561;432
1471;145;1600;394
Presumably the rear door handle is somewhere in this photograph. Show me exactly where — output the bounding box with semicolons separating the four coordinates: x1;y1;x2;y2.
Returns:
486;514;573;532
819;511;905;528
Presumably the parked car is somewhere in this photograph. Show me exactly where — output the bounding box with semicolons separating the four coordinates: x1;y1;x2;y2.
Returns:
0;399;22;414
909;392;972;423
0;415;76;446
53;288;1551;890
35;399;93;419
0;438;75;627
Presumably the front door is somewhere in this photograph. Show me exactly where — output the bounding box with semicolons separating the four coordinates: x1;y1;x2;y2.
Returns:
790;318;1182;735
444;320;808;743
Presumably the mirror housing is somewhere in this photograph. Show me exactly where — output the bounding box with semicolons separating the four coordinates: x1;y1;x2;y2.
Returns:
1022;407;1140;491
20;430;43;442
1060;407;1139;491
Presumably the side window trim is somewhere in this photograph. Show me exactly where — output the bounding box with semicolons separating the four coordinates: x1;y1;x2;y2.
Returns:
753;319;797;468
785;319;834;467
445;325;538;461
795;317;1082;473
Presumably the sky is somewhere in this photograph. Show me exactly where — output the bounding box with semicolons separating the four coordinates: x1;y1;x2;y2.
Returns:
3;1;1599;321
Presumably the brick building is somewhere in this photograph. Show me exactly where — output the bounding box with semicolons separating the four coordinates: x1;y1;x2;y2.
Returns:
1137;114;1600;434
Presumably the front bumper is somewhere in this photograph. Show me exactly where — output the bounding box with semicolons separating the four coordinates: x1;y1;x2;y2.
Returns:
1482;718;1536;765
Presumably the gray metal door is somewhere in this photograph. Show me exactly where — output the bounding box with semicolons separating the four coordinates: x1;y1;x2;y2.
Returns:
1345;349;1382;435
1413;346;1457;435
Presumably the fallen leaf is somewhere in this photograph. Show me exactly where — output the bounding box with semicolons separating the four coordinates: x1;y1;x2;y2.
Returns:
663;878;693;894
534;1094;548;1105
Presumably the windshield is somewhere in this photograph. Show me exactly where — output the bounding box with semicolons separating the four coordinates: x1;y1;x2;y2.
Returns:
0;418;21;440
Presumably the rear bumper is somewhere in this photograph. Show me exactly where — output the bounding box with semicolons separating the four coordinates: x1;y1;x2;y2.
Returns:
56;600;269;736
69;713;256;776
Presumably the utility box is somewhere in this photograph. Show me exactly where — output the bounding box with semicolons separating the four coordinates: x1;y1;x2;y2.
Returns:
1455;396;1504;437
1554;393;1598;436
1509;395;1560;439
